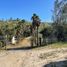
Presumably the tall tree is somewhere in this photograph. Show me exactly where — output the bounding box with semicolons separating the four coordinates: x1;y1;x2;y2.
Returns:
31;13;41;46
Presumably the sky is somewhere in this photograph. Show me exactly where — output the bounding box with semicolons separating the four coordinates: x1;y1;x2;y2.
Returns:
0;0;54;22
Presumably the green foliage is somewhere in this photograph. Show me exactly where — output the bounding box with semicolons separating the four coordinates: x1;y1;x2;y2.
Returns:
31;13;41;28
0;19;32;42
0;16;66;48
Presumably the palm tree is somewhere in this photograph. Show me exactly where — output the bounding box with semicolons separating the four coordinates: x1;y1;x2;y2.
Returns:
31;13;40;29
31;13;41;46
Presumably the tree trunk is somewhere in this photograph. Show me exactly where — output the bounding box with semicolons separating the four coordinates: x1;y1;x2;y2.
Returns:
37;26;39;46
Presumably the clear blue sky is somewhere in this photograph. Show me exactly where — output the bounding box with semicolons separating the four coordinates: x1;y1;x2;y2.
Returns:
0;0;54;22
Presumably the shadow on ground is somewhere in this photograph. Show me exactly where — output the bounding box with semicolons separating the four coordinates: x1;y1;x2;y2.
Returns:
6;44;47;51
6;46;35;51
6;42;62;51
43;60;67;67
6;41;59;51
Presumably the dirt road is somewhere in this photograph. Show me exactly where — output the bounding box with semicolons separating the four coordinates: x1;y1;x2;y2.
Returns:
0;37;67;67
0;48;67;67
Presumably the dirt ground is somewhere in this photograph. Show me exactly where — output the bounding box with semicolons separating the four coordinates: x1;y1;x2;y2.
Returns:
0;37;67;67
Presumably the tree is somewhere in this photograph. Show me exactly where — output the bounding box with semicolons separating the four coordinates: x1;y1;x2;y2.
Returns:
52;0;67;42
21;19;25;23
31;13;40;29
16;18;20;21
31;13;41;46
15;19;26;39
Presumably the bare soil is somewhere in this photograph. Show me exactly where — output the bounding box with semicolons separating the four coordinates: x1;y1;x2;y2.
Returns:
0;37;67;67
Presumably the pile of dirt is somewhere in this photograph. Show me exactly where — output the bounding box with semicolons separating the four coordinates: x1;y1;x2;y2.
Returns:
6;36;32;49
17;36;32;47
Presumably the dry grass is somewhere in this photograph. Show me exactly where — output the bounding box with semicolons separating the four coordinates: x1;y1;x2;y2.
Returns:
47;42;67;48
